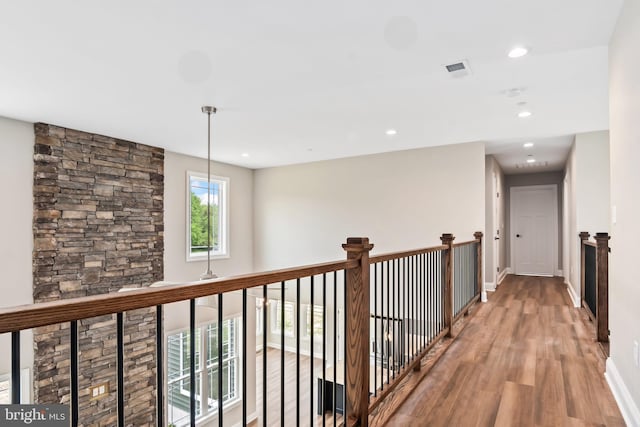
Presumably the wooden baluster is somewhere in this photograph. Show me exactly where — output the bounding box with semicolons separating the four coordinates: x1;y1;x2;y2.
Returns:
440;234;455;338
594;233;610;344
342;237;374;427
579;231;591;308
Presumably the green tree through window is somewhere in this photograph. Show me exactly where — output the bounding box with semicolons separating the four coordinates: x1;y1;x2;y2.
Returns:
188;173;227;258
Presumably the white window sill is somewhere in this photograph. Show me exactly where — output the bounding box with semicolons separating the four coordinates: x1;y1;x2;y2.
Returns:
187;253;230;263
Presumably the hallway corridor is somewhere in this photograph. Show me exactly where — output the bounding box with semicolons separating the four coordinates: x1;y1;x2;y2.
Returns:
386;275;625;426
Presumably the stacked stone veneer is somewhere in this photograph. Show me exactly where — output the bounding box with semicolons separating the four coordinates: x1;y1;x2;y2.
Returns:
32;123;164;426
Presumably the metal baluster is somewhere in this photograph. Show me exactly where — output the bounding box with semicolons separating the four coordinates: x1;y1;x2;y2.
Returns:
190;300;196;427
343;269;348;423
70;323;78;427
11;331;20;404
322;273;327;427
242;289;247;426
218;293;223;427
333;271;337;427
117;312;125;427
296;278;301;427
156;306;163;427
263;285;268;426
380;261;385;391
310;276;314;427
374;262;377;397
386;260;390;385
280;282;285;427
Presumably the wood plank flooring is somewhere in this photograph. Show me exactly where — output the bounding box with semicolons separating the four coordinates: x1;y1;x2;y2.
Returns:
384;275;625;427
254;348;343;427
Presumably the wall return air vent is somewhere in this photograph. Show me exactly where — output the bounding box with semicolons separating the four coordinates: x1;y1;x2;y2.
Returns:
444;60;471;78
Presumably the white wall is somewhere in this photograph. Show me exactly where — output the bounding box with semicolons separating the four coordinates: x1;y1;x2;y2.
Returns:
0;116;35;401
608;1;640;422
164;150;254;281
564;141;578;302
563;131;610;304
484;155;506;286
253;142;485;270
163;151;256;424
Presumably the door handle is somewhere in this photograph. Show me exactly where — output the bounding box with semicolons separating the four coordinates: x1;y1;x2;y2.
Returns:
516;234;521;238
494;237;500;240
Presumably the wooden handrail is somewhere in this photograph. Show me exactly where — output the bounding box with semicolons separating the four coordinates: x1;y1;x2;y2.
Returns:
0;258;358;334
369;245;448;264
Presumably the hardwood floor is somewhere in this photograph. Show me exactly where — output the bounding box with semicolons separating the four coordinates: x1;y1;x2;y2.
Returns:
385;275;625;427
254;347;343;427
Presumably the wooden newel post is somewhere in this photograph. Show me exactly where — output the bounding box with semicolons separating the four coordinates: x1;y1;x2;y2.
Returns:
594;232;610;343
579;231;590;307
440;233;455;338
474;232;483;301
342;237;374;427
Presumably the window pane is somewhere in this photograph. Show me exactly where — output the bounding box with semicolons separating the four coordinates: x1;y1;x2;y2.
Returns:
0;379;9;404
189;174;226;257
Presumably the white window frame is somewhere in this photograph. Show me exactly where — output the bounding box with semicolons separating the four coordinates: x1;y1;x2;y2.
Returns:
269;299;295;338
302;304;324;342
166;318;240;427
186;171;230;262
256;298;264;351
0;369;30;404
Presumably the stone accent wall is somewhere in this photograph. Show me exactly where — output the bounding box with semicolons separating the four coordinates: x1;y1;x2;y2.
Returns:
32;123;164;427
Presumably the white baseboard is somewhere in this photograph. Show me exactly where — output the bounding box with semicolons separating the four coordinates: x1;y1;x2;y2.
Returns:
565;281;580;308
484;281;496;292
497;269;510;285
556;269;563;277
232;412;258;427
605;357;640;427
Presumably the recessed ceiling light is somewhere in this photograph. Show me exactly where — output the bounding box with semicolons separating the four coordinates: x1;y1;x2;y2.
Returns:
241;153;249;157
385;129;397;136
518;111;532;118
508;46;529;58
526;158;536;163
523;142;534;148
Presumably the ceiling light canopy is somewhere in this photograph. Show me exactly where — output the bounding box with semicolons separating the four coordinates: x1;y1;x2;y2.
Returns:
526;158;536;163
386;129;397;136
241;153;249;157
523;142;534;148
508;46;529;58
518;111;532;118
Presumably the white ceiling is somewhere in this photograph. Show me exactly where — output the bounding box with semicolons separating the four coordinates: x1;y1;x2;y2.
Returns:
0;1;623;169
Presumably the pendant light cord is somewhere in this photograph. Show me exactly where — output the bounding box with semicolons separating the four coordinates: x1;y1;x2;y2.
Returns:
206;110;211;274
200;106;217;281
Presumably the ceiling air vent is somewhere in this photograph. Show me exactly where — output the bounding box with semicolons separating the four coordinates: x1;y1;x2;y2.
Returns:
444;60;471;78
515;161;549;169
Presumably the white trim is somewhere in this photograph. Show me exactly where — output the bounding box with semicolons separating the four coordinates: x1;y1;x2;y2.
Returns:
232;412;258;427
266;341;324;359
556;269;563;277
484;282;496;292
605;357;640;427
510;184;559;276
565;281;580;308
498;268;510;284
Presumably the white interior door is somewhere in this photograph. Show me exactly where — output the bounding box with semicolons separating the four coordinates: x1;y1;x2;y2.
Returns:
511;185;557;276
